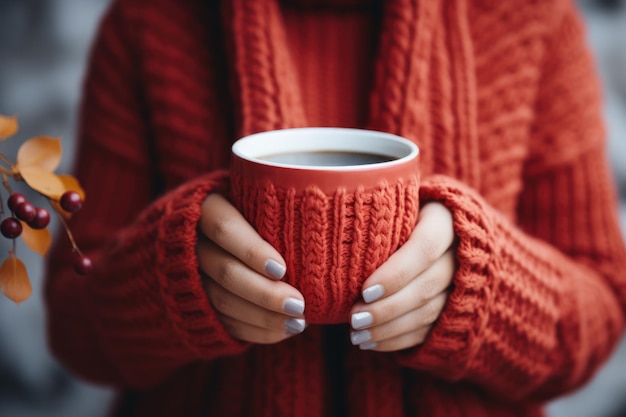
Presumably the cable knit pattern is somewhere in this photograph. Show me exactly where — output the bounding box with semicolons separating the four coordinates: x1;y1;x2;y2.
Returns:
230;175;419;323
225;0;307;135
44;0;626;415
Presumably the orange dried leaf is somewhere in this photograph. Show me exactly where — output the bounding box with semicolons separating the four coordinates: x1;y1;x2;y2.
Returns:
57;174;85;200
0;115;18;140
0;255;31;304
21;222;51;256
17;136;62;172
20;166;65;197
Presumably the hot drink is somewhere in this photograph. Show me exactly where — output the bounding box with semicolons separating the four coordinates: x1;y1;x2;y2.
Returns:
258;150;395;166
230;127;420;323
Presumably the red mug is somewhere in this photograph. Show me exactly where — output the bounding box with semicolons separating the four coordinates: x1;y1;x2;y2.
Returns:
230;128;420;324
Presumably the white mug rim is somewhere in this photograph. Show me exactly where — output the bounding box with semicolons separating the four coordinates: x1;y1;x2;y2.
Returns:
232;127;419;172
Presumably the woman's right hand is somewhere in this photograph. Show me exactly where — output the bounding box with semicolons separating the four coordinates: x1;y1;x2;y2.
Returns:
197;193;307;344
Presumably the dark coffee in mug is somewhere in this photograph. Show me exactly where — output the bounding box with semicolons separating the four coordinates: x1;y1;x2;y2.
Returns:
258;151;395;166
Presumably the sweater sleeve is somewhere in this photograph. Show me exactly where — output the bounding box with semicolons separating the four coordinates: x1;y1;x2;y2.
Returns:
44;1;248;390
396;2;626;401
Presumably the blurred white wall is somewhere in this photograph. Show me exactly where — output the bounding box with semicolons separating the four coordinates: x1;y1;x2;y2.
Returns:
0;1;624;417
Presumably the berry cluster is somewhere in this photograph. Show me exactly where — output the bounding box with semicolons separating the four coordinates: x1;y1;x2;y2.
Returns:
1;191;91;275
0;114;91;303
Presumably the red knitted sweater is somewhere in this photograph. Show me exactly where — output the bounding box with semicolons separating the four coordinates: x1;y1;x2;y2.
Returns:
45;0;626;416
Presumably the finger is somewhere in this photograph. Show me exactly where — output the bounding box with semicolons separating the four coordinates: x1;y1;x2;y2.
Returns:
351;249;454;329
200;193;287;280
350;292;447;346
198;238;305;316
205;279;306;334
360;202;454;303
357;326;433;352
219;315;297;344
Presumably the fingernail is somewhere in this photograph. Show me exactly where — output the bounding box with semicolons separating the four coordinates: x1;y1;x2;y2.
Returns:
265;259;286;280
351;312;373;329
350;329;372;345
359;342;378;350
363;284;384;303
284;318;306;334
284;297;305;315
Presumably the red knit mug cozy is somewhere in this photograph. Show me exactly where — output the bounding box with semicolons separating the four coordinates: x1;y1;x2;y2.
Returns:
230;128;420;324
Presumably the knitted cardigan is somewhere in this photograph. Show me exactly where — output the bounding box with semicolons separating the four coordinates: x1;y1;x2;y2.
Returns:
44;0;626;416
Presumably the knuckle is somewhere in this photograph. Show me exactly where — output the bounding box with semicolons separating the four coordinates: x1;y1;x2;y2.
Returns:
207;217;235;244
374;323;392;341
262;313;282;331
442;248;456;266
421;299;443;325
422;305;439;325
217;260;239;288
441;251;457;280
256;288;277;310
209;291;232;316
385;265;408;292
377;301;396;323
243;241;265;268
419;236;441;264
420;276;438;300
432;250;455;281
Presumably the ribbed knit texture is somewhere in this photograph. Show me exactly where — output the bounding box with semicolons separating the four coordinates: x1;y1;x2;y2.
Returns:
283;2;378;127
44;0;626;416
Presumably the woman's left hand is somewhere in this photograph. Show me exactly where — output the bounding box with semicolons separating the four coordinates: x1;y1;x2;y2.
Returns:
349;202;456;351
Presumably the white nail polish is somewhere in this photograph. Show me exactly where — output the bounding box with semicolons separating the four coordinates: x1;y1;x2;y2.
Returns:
359;342;378;350
350;329;372;345
351;312;373;329
265;259;286;280
362;284;384;303
284;297;305;315
284;318;306;334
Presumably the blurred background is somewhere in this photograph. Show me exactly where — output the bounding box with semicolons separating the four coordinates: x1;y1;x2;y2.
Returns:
0;0;624;416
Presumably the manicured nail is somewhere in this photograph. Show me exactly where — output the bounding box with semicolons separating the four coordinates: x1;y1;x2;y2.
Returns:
362;284;384;303
359;342;378;350
284;318;306;334
265;259;286;280
351;312;373;329
284;297;305;315
351;329;372;345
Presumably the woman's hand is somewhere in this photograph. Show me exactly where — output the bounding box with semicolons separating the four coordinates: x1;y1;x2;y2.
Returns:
349;202;456;351
197;194;307;344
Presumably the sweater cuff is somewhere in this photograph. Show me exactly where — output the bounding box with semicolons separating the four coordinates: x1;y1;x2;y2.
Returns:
151;170;249;357
396;174;500;379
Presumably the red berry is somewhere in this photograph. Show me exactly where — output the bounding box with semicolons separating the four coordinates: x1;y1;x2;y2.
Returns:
74;256;93;275
14;202;36;223
60;191;83;213
29;207;50;229
1;217;22;238
7;193;27;212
